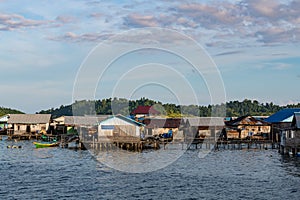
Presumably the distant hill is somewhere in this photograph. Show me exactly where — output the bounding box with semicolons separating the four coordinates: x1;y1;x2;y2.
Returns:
36;98;300;118
0;107;24;116
38;104;73;118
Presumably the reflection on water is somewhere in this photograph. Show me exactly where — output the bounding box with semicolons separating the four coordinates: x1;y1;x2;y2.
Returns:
1;138;300;199
280;156;300;177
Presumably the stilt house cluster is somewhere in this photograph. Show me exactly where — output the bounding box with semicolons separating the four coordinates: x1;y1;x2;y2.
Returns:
0;105;299;154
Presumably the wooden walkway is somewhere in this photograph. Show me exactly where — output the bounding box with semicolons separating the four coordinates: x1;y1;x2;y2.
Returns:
78;136;278;152
185;139;274;151
4;130;279;152
80;136;160;151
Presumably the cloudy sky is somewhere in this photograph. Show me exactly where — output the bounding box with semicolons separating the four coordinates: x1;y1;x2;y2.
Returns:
0;0;299;113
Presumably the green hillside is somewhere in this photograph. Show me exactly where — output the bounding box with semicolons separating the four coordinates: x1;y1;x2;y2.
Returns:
0;107;24;116
36;98;300;118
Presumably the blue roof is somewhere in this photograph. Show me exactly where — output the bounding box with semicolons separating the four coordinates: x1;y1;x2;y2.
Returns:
265;108;300;123
99;114;145;126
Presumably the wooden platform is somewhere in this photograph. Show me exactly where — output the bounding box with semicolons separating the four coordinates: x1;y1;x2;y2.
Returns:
7;132;40;140
80;136;160;151
77;135;279;152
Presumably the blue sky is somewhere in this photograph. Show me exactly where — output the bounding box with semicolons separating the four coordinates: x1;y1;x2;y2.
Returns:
0;0;299;113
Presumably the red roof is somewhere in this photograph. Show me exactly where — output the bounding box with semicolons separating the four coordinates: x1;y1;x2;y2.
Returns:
143;118;182;128
131;105;160;115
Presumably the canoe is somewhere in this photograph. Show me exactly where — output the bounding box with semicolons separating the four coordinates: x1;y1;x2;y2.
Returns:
33;141;59;148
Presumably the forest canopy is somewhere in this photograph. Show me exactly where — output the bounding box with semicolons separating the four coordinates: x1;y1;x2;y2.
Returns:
0;107;24;116
37;98;300;118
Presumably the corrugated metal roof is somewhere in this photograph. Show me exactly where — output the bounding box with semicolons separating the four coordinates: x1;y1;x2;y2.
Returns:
226;115;270;126
116;115;145;126
8;114;51;124
100;115;145;126
54;115;110;126
264;108;300;123
144;118;182;128
184;117;224;127
131;105;160;115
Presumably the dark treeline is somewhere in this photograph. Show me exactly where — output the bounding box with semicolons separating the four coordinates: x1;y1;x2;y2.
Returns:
37;98;300;118
0;107;24;116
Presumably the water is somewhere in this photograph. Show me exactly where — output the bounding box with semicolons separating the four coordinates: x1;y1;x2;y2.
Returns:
1;138;300;200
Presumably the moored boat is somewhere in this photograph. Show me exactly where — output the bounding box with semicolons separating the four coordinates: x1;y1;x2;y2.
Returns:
33;141;59;148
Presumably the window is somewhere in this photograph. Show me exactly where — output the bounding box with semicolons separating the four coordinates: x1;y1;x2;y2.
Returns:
291;131;295;138
101;125;114;130
287;131;294;138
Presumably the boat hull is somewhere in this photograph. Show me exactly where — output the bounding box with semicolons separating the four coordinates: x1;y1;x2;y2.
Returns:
33;142;59;148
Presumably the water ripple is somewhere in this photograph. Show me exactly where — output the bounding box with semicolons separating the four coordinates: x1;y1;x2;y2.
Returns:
1;139;300;199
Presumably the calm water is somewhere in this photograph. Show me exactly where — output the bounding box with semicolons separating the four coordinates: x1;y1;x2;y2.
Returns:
1;137;300;200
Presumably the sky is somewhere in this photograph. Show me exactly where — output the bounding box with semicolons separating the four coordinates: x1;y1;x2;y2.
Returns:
0;0;299;113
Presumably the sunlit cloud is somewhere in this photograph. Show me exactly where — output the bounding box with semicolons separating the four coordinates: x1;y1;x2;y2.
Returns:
0;13;50;31
1;0;300;112
124;14;159;28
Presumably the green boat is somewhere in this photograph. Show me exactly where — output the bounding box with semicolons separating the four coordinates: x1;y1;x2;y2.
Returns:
33;141;59;148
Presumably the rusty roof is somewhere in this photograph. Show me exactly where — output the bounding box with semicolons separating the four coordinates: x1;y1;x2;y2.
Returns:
144;118;182;128
226;115;270;126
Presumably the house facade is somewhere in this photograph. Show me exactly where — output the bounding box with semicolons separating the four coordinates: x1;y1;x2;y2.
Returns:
225;115;271;139
53;115;109;135
280;112;300;155
265;108;300;142
98;115;145;138
7;114;51;134
181;117;225;142
143;118;181;136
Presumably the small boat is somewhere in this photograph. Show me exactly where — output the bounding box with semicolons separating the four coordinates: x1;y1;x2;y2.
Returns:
33;141;59;148
7;145;22;149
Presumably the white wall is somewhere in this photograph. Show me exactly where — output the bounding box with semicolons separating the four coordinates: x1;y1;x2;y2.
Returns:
98;117;141;137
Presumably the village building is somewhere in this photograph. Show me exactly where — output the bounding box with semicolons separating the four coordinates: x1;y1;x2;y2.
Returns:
131;105;161;120
7;114;51;138
0;114;9;134
279;112;300;156
225;115;271;139
98;115;145;139
181;117;225;142
52;115;109;135
264;108;300;142
143;118;181;137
